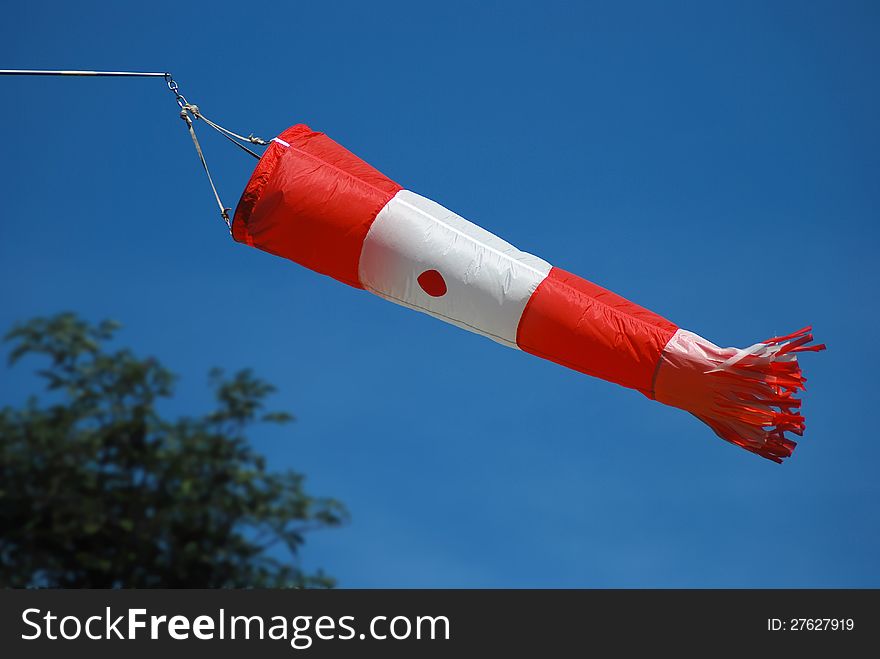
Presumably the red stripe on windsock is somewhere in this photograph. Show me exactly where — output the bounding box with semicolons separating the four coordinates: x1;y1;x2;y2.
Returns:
516;267;678;397
232;124;402;288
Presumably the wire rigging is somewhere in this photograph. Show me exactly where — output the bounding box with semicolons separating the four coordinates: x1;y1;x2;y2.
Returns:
0;69;269;231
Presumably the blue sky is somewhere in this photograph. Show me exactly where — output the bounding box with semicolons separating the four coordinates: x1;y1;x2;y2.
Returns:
2;0;878;587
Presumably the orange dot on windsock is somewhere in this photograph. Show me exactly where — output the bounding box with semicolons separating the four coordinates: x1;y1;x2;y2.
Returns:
418;269;447;297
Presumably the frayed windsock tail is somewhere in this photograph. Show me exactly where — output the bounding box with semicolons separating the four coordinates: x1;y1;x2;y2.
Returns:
654;326;826;462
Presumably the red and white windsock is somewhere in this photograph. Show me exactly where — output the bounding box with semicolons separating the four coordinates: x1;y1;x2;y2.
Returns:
233;124;825;462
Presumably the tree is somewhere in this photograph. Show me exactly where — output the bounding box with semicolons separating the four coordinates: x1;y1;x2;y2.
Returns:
0;313;347;587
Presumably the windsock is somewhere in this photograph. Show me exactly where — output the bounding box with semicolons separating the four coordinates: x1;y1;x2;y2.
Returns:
233;124;824;462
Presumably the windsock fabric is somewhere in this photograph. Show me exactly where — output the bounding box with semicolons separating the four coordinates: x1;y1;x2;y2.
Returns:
233;124;824;463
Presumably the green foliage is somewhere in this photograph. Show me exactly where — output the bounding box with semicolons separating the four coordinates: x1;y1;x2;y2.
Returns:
0;313;347;587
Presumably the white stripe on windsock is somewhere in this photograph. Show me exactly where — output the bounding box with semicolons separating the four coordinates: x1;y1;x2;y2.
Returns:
358;190;551;348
